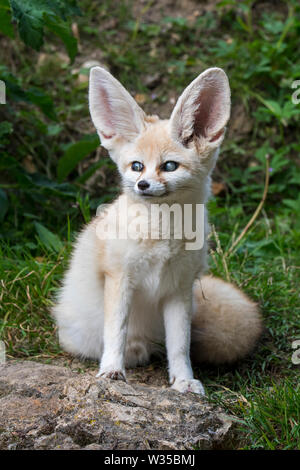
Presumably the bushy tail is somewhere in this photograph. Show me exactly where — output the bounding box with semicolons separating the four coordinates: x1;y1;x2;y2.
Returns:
191;276;263;365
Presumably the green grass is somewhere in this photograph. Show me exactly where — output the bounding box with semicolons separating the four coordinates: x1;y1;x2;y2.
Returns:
1;0;300;450
0;243;68;359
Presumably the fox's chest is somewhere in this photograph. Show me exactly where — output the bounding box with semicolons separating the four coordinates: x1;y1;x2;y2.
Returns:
128;239;202;298
104;235;206;298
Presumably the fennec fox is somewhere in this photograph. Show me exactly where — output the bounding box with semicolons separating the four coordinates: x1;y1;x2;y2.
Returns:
53;67;262;395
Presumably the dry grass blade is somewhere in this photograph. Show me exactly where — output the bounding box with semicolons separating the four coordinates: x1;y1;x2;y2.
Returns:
226;154;270;257
211;224;231;282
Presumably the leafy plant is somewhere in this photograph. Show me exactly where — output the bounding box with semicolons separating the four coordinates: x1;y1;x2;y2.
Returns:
57;133;100;182
1;0;81;62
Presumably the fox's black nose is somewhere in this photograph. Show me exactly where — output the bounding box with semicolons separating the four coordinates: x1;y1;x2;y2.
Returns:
138;180;150;191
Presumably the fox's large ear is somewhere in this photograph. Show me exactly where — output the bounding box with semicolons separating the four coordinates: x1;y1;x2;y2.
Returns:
89;67;146;148
170;68;230;149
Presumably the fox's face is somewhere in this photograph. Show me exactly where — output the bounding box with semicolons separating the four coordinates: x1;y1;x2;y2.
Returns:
114;119;203;201
89;67;231;202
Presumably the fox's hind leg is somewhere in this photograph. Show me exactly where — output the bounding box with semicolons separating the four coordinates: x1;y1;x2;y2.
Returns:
125;337;151;368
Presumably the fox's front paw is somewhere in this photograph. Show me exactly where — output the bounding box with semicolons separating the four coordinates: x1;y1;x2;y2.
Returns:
96;369;126;382
171;378;205;395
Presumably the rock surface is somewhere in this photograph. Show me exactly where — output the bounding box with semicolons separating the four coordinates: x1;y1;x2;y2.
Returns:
0;360;233;450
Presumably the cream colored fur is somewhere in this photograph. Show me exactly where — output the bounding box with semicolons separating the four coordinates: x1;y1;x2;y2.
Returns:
191;277;262;364
53;67;262;395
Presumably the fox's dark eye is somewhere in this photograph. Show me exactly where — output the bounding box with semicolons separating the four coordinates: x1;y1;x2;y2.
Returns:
131;161;144;172
161;161;179;172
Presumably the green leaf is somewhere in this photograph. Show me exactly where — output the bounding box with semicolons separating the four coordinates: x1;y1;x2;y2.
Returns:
34;221;63;252
10;0;44;50
30;173;76;198
283;195;300;212
57;134;100;182
0;121;13;138
44;13;78;63
263;100;282;118
0;0;14;38
0;188;8;222
25;87;57;120
0;153;18;170
1;70;56;120
47;124;63;136
76;158;111;184
9;0;80;60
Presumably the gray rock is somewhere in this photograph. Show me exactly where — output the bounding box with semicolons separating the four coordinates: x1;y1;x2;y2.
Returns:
0;360;233;450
